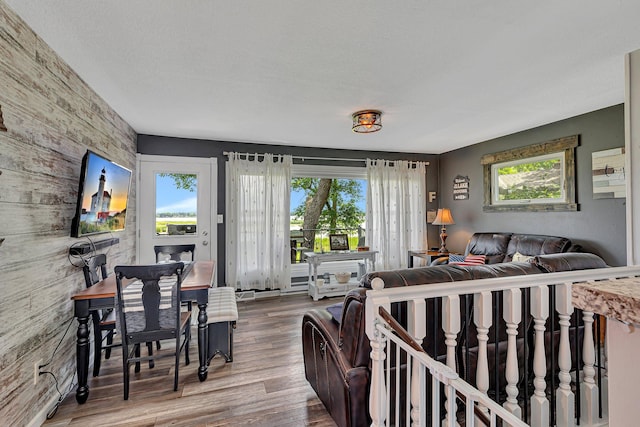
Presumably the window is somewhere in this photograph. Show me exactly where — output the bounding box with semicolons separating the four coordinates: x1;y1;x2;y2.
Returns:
290;164;367;262
155;173;197;235
482;135;578;212
491;151;565;204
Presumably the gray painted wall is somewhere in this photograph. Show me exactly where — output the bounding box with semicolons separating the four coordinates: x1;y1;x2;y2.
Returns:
137;136;439;282
438;104;626;266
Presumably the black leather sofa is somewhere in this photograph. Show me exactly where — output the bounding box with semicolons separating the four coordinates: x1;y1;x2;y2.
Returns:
301;233;608;427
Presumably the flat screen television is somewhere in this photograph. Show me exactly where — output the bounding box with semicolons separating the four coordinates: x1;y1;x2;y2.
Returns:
71;150;132;238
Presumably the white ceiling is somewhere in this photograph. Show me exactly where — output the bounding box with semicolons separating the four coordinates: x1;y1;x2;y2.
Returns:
7;1;640;154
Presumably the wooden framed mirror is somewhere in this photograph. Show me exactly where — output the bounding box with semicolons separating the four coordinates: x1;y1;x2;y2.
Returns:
481;135;578;212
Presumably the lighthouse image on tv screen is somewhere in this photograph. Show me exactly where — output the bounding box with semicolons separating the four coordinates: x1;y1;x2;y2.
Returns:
72;151;132;237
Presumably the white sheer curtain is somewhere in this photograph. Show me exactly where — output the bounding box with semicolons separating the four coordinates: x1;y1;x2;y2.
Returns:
226;153;292;291
366;159;428;271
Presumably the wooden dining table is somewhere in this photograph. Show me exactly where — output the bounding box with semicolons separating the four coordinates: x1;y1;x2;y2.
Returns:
71;260;216;404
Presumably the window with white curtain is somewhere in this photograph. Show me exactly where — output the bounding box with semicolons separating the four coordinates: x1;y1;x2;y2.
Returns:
289;164;367;279
226;153;292;291
367;159;428;271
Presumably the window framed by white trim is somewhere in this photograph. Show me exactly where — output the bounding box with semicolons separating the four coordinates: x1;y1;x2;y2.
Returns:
289;164;367;281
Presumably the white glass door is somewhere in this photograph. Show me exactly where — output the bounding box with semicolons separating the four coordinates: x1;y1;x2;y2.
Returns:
137;155;217;274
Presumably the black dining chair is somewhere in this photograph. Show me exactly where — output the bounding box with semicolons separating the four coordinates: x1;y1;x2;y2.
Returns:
83;255;160;375
114;262;191;400
82;254;119;377
154;244;196;312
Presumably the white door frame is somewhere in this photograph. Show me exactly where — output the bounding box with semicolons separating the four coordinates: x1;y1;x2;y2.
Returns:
136;154;218;284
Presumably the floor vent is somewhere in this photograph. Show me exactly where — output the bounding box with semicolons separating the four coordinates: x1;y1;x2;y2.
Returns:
235;290;255;301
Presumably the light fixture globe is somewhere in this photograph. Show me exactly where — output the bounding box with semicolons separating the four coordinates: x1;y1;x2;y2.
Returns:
352;110;382;133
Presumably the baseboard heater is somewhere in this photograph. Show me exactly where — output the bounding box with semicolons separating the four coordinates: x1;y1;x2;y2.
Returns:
235;290;256;301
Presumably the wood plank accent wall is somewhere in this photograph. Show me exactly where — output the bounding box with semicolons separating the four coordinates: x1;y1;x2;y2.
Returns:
0;4;137;426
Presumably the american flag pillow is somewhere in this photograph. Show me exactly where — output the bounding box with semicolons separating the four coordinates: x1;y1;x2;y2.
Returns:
449;254;487;266
448;253;466;263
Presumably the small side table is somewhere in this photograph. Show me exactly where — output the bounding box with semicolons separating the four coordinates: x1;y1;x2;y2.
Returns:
407;250;448;268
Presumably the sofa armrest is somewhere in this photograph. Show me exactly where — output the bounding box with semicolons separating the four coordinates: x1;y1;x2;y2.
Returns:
302;309;371;427
533;252;608;272
429;256;450;266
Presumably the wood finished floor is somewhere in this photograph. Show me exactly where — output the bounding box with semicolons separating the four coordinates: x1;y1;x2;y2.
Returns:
44;293;341;427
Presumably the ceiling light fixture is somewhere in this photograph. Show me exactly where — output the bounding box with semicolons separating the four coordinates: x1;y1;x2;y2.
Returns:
352;110;382;133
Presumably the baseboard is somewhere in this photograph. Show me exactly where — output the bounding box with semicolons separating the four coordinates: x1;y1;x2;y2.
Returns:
254;290;280;299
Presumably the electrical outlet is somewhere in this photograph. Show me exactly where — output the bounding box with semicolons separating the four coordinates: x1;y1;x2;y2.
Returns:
33;359;43;385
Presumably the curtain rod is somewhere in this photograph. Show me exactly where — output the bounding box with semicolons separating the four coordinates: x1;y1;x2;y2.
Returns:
222;151;429;165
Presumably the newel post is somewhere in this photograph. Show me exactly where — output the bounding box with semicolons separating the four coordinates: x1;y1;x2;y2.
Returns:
366;278;388;427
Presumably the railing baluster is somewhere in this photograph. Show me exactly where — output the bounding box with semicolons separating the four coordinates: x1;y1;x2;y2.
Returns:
409;299;427;426
432;369;441;427
556;283;576;427
580;310;599;425
474;291;493;421
443;295;461;426
531;285;550;427
600;315;609;419
574;309;582;423
523;287;531;423
503;288;522;419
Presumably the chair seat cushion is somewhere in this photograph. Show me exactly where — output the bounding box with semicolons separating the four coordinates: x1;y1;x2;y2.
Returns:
207;287;238;323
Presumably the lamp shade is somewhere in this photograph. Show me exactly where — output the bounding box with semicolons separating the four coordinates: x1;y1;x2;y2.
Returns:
432;208;455;225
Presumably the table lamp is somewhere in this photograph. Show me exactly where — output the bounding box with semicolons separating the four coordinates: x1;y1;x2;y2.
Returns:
432;208;455;254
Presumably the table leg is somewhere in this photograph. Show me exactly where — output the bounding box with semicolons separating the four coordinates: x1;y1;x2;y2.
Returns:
197;302;208;381
75;315;90;403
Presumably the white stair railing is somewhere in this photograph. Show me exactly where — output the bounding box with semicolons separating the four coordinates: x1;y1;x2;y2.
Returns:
373;301;528;427
365;266;640;426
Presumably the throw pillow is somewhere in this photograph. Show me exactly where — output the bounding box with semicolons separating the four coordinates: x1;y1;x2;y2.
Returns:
448;254;466;263
449;254;487;266
512;251;534;263
464;254;487;265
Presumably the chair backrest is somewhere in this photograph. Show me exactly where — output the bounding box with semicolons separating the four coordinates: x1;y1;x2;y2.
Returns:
114;263;184;344
82;254;108;288
154;244;195;263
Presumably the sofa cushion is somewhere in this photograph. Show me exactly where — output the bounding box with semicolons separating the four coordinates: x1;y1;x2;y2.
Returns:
503;234;571;262
464;233;512;264
533;252;608;272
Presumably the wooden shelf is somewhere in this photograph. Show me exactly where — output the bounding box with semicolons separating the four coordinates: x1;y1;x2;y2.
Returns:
69;237;120;255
